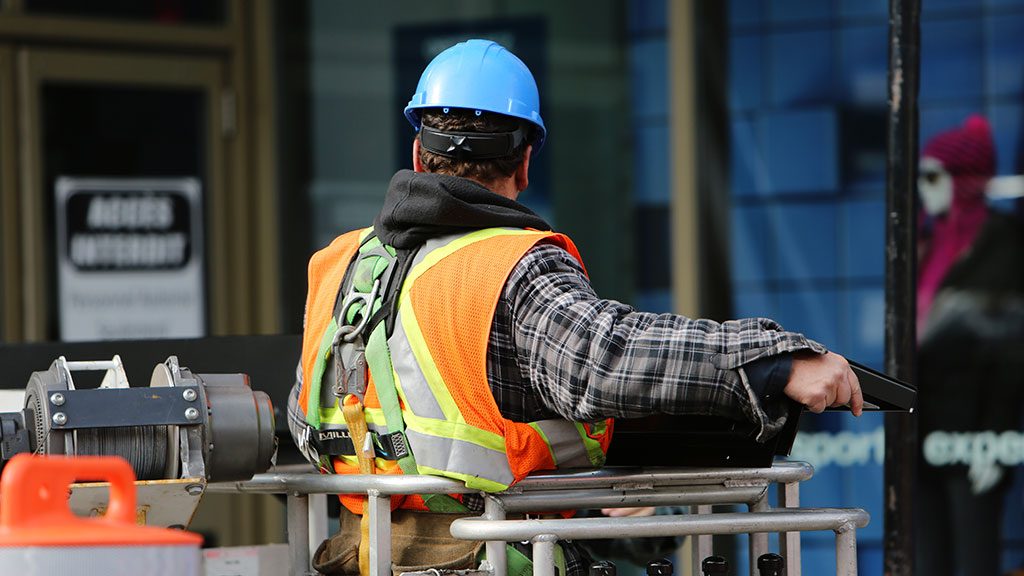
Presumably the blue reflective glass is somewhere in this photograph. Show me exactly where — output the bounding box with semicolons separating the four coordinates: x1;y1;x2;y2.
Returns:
732;288;777;319
770;30;833;106
986;13;1024;97
634;289;672;314
731;118;762;196
839;0;888;19
730;34;763;111
989;103;1023;175
762;109;838;194
630;38;668;120
628;0;666;35
841;199;886;279
768;0;833;24
769;203;839;281
843;286;886;366
839;24;888;105
731;205;774;284
633;123;670;204
923;0;984;13
920;19;983;102
730;0;764;29
776;287;841;349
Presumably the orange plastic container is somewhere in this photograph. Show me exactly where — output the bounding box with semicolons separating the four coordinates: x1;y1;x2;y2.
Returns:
0;454;202;575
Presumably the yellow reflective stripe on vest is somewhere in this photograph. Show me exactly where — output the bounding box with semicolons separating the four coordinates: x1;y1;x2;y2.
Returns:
388;310;447;420
575;422;609;467
404;428;515;491
402;410;506;452
530;420;596;469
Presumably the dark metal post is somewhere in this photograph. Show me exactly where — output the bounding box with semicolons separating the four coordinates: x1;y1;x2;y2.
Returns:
884;0;919;574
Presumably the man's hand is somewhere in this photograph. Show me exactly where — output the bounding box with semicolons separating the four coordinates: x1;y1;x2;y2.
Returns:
783;351;863;416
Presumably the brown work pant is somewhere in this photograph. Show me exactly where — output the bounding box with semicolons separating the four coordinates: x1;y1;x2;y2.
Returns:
313;507;483;575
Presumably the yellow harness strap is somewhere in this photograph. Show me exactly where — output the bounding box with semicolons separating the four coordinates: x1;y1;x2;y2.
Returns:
342;395;375;576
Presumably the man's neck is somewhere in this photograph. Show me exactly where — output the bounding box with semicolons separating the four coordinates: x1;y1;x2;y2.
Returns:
467;176;519;201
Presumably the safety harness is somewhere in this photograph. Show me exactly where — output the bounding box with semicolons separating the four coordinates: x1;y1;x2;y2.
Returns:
305;230;467;513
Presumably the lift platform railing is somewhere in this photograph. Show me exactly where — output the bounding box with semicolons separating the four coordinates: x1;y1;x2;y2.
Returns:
208;461;868;576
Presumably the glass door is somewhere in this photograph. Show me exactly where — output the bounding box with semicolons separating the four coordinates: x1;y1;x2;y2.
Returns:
17;48;228;341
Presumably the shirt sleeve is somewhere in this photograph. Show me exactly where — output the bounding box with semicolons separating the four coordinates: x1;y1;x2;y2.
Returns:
506;243;825;441
741;353;794;406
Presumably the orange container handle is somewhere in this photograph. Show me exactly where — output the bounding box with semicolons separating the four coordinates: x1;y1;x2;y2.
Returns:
0;454;137;529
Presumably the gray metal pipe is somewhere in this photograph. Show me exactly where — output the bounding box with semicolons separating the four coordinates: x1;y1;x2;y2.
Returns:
484;496;508;576
208;472;475;495
210;464;812;497
836;525;860;576
531;536;558;576
286;493;311;576
691;504;714;576
748;496;770;576
512;462;813;491
778;482;802;576
368;491;392;576
449;508;869;542
498;485;767;512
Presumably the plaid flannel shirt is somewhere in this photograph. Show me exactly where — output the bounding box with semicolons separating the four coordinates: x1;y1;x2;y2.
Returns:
489;242;823;439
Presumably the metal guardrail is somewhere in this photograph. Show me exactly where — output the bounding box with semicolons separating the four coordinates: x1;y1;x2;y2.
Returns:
209;462;867;576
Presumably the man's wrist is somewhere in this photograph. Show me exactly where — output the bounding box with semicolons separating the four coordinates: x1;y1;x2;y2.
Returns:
742;353;794;405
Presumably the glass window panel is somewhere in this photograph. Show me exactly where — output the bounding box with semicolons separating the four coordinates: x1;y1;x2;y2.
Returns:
986;13;1024;97
730;204;774;284
920;18;984;102
730;34;762;111
768;203;839;281
839;24;888;106
761;108;838;194
769;30;833;106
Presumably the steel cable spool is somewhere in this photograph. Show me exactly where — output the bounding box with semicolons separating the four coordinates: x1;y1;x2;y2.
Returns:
75;426;169;481
12;355;276;482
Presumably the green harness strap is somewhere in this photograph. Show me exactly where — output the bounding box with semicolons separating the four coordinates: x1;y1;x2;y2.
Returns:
479;543;567;576
306;317;339;429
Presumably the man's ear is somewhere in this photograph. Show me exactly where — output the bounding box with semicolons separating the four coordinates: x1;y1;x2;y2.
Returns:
515;144;532;192
412;138;425;172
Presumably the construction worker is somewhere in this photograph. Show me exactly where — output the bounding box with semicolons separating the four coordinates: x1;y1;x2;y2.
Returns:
287;39;863;576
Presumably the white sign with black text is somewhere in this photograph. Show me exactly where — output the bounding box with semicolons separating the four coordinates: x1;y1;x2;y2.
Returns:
55;177;205;341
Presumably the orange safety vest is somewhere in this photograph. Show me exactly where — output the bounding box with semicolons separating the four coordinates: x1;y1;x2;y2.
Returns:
299;227;613;514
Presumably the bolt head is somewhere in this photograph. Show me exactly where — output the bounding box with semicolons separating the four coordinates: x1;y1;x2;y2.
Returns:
49;392;65;406
184;407;200;421
52;412;67;426
182;388;197;402
185;483;204;496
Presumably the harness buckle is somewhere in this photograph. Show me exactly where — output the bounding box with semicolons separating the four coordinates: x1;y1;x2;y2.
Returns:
337;278;380;342
332;342;367;398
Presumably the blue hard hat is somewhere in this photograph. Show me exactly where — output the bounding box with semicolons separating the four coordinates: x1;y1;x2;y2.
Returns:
404;39;547;152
